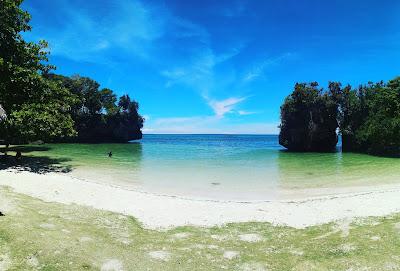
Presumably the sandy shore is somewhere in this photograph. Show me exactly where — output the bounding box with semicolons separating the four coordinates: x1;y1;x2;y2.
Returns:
1;169;400;229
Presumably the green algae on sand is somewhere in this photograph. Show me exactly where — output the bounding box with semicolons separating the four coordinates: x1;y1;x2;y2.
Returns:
1;187;400;270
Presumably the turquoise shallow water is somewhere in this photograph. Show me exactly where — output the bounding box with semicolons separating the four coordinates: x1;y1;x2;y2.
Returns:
26;134;400;200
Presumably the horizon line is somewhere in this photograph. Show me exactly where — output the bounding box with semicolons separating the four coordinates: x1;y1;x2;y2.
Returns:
143;133;280;136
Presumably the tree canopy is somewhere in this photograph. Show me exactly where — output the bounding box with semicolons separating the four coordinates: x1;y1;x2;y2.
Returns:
280;77;400;157
0;0;75;144
279;82;339;152
45;74;144;143
339;78;400;156
0;0;144;145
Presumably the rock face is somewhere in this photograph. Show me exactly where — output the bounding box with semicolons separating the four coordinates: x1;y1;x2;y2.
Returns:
279;122;338;152
43;74;144;144
279;83;338;152
70;114;143;143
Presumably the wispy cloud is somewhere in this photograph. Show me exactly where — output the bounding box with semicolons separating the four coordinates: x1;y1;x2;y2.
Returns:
215;44;246;63
243;53;293;83
161;49;214;91
143;94;256;134
25;0;167;62
171;18;210;42
207;97;246;118
161;43;243;96
238;110;258;115
24;0;286;134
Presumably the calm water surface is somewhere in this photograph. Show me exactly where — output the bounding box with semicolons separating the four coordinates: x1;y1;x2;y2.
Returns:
28;135;400;200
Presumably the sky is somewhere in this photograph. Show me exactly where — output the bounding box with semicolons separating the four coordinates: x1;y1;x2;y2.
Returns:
22;0;400;134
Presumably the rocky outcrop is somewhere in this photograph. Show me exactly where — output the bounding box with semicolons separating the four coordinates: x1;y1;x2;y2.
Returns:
279;83;338;152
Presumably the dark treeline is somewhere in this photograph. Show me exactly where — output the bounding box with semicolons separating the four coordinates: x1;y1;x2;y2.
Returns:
279;77;400;157
45;74;144;143
0;0;144;146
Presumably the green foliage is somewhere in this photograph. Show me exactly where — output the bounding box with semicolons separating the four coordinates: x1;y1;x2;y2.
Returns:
45;74;144;143
341;78;400;156
100;88;118;114
280;77;400;156
279;82;338;151
0;0;144;145
0;0;75;144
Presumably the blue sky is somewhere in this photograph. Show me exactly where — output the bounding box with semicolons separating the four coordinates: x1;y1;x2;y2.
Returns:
23;0;400;134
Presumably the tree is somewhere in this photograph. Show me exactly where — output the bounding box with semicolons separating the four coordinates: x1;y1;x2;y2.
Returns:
280;77;400;156
337;84;370;152
279;82;339;152
0;0;144;147
100;88;118;114
110;95;144;142
351;78;400;156
118;95;131;112
0;0;76;146
45;74;144;143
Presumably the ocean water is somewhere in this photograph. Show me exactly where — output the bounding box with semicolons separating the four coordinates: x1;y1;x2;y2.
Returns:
27;134;400;201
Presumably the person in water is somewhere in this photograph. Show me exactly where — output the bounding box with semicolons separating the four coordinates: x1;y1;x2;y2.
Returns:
108;151;112;158
15;151;22;161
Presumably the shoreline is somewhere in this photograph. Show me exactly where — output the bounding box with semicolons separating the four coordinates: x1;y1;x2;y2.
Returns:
1;168;400;229
67;162;400;202
68;170;400;203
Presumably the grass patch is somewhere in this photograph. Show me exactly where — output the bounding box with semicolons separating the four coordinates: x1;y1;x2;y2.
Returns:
0;187;400;270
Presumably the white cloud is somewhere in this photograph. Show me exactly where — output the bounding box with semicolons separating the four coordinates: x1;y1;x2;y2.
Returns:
215;43;246;63
243;53;293;83
159;13;244;94
143;95;257;135
26;0;167;62
160;44;242;95
25;0;285;135
238;110;258;115
207;97;246;118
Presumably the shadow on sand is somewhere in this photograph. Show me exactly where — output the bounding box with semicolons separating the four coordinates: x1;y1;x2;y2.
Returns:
0;145;72;174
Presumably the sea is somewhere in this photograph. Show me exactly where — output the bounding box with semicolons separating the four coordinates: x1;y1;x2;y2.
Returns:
27;134;400;201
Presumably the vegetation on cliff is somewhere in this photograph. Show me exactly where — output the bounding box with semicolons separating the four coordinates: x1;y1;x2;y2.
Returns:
280;77;400;156
339;78;400;156
45;74;144;143
279;82;339;152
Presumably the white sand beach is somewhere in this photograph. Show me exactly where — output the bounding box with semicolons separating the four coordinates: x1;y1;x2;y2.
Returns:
1;169;400;229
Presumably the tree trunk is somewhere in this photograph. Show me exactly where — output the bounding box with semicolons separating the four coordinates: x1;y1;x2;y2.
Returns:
4;143;9;156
